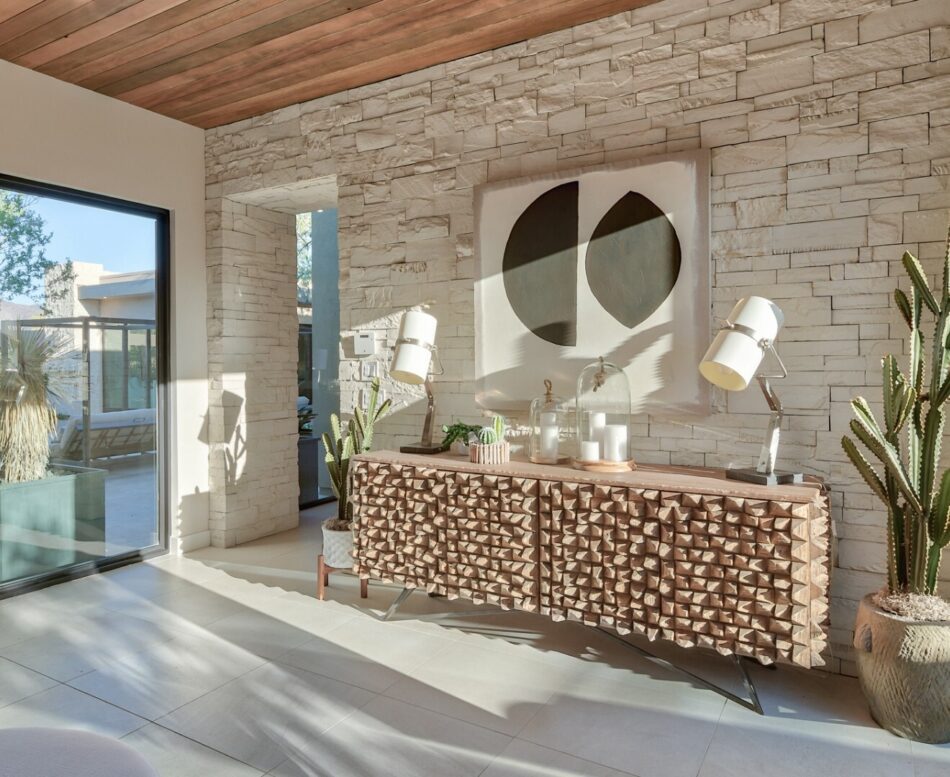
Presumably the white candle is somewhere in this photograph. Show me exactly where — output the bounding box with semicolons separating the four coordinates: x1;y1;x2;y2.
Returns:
603;424;628;462
540;425;559;460
588;412;606;442
580;440;600;462
540;411;558;427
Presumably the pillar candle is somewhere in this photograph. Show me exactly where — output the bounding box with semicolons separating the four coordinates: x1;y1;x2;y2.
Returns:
580;440;600;461
540;425;559;460
588;412;606;442
603;424;628;462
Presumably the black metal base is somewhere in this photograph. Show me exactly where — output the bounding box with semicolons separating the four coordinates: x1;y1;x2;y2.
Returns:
374;586;768;715
400;442;449;454
727;468;803;486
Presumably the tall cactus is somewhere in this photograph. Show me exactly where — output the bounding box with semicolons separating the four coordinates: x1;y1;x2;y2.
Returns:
321;378;391;525
842;226;950;596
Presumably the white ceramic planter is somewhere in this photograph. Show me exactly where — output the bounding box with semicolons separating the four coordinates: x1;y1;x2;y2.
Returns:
321;523;354;570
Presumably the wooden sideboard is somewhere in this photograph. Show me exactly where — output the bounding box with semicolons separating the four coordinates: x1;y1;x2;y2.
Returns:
351;451;830;668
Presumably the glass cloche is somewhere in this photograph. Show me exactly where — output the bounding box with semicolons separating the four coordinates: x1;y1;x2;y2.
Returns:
528;379;572;464
574;356;634;472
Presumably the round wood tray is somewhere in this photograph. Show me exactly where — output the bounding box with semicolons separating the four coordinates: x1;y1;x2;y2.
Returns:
571;458;637;473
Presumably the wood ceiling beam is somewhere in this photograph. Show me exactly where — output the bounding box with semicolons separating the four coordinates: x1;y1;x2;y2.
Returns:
88;0;382;94
17;0;192;69
180;0;650;127
0;0;665;128
0;0;149;61
0;1;45;27
109;0;483;107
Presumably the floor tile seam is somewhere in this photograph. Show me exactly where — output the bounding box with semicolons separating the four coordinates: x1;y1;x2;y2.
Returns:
475;738;647;777
0;653;74;688
51;682;152;736
0;675;66;712
134;653;276;724
514;725;653;777
692;698;730;777
374;678;527;740
121;716;270;774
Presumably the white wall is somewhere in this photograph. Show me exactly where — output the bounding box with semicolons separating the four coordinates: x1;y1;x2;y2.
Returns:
0;59;210;552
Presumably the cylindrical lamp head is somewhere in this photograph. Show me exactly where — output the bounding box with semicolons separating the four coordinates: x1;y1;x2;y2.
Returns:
390;309;437;385
698;296;783;391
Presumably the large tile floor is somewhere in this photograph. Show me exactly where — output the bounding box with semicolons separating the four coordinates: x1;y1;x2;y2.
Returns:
0;504;946;777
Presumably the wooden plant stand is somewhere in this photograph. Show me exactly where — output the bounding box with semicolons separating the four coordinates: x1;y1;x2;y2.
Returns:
317;554;368;601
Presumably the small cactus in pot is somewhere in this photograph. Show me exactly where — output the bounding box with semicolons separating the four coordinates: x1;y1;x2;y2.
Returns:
470;415;510;464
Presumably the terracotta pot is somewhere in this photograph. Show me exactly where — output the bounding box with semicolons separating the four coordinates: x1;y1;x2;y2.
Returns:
854;594;950;744
321;523;354;570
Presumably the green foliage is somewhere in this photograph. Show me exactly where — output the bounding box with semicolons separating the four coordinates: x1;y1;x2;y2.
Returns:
477;427;497;445
0;192;73;312
842;227;950;596
441;421;481;446
475;415;507;446
320;378;390;526
296;212;312;304
0;328;70;483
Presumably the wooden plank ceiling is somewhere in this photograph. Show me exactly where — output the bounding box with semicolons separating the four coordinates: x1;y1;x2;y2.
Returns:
0;0;660;129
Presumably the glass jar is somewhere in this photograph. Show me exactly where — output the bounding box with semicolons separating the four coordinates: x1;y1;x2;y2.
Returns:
574;356;634;471
528;379;571;464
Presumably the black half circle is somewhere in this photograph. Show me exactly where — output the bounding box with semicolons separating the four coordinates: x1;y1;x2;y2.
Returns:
586;191;681;329
502;181;578;346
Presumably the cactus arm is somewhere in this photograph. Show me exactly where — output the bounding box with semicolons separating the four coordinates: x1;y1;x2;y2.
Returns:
903;251;939;315
919;408;944;514
894;288;912;328
842;436;888;503
848;414;922;514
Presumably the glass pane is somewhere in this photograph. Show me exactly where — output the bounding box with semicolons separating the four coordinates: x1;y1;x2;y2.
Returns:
0;186;162;588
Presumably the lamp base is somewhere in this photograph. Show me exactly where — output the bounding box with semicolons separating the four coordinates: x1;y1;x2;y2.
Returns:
400;442;449;455
726;468;804;486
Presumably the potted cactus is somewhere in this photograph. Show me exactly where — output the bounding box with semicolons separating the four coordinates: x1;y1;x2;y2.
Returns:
469;415;510;464
320;378;390;569
841;230;950;744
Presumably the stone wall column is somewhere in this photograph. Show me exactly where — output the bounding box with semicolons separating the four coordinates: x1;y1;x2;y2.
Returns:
206;196;299;547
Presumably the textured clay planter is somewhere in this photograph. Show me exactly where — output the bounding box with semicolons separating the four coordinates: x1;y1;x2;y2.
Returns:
321;523;354;570
854;594;950;744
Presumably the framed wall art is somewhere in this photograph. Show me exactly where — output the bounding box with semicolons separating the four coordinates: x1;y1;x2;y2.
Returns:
474;149;711;415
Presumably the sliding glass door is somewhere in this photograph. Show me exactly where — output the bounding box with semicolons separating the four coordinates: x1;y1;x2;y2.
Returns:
0;174;168;594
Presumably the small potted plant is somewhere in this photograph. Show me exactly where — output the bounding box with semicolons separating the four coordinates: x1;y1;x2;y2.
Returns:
841;228;950;744
320;378;390;569
469;415;510;465
441;421;482;455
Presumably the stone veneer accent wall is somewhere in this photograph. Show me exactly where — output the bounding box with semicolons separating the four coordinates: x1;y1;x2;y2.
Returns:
206;198;299;547
205;0;950;672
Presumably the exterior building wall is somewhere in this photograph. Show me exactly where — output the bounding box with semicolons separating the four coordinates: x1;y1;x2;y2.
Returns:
205;0;950;671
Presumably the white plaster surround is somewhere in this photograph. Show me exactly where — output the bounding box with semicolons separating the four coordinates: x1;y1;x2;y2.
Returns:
205;0;950;672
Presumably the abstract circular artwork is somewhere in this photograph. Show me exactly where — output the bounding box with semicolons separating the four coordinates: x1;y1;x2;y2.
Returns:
586;191;682;330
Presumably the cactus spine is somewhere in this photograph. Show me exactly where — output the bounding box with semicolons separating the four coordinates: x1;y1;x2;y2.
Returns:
841;227;950;596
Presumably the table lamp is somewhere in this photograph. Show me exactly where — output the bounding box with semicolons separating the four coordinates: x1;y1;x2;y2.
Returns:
699;296;803;486
390;309;448;454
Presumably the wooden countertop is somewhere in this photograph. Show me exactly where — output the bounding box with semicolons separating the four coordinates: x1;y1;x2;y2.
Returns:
354;450;824;504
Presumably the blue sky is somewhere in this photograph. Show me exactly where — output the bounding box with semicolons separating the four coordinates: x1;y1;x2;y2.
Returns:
4;191;158;304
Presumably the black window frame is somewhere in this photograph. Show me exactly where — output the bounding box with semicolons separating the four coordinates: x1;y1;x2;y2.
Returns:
0;172;170;598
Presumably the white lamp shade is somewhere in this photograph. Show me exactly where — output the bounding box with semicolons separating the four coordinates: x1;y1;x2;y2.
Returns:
390;309;437;385
728;296;783;342
699;296;784;392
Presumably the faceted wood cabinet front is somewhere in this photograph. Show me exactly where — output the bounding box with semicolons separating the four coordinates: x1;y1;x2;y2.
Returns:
351;452;830;668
